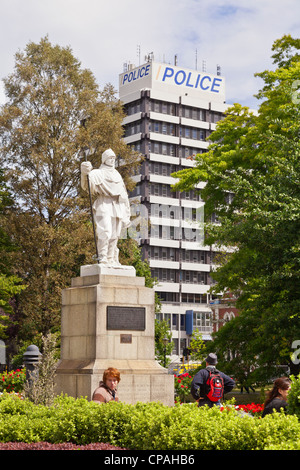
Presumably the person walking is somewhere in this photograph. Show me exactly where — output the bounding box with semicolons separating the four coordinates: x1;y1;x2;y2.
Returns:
191;353;235;407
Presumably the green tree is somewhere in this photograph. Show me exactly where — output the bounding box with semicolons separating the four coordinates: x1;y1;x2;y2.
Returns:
0;37;140;341
155;319;173;367
173;35;300;380
0;170;26;339
189;330;206;363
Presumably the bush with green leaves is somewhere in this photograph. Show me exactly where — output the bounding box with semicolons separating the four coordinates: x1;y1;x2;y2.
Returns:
287;373;300;419
1;392;300;450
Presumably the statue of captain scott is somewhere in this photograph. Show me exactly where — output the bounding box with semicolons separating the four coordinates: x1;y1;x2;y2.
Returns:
81;148;131;266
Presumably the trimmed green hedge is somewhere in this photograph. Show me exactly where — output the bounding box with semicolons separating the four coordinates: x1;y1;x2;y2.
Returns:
0;393;300;450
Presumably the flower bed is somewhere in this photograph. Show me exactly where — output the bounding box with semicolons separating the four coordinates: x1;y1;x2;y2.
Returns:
174;372;192;403
0;369;26;394
221;403;264;417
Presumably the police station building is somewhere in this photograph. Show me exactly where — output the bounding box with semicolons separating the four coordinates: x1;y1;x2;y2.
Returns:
119;59;233;362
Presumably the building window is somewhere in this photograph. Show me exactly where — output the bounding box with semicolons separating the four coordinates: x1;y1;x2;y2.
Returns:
172;338;179;355
193;311;212;333
181;293;205;303
172;314;178;330
164;313;171;328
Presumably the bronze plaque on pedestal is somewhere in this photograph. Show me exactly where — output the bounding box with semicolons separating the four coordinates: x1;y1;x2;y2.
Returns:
120;334;132;344
106;306;146;331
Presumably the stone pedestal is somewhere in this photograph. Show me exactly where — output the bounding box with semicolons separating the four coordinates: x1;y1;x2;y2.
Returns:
55;265;174;406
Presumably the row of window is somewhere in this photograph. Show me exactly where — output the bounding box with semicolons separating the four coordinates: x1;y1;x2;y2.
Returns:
149;161;177;176
125;120;142;136
150;225;204;243
150;142;204;159
157;292;208;304
125;99;222;124
150;204;203;221
146;248;209;266
156;311;212;332
148;246;208;263
150;183;176;198
151;268;208;284
150;183;201;201
131;141;204;159
125;120;207;141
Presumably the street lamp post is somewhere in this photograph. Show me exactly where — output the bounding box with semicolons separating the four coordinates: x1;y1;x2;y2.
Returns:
23;344;42;387
162;337;168;368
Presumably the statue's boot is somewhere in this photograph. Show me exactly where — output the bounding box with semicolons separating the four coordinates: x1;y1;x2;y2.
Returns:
107;238;121;266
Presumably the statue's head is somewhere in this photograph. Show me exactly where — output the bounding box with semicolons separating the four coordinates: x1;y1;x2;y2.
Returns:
102;148;116;167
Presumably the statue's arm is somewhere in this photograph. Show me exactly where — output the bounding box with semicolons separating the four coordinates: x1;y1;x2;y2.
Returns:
81;161;93;191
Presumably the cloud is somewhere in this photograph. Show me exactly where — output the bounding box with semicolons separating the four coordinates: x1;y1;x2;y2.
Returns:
0;0;299;109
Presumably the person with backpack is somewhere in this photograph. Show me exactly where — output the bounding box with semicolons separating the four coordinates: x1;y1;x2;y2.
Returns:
191;353;235;407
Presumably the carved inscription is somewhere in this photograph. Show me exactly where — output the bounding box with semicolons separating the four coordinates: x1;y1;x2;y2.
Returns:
107;306;145;331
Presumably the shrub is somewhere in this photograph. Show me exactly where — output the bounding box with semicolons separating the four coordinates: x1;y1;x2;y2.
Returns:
23;333;58;406
0;393;300;450
287;373;300;419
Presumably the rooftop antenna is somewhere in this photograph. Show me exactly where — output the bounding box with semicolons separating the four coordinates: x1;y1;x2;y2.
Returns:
202;60;206;72
137;45;141;65
217;64;221;76
174;54;178;66
145;52;154;63
195;49;198;70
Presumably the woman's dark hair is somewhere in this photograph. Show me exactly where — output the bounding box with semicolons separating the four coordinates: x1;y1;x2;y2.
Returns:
264;376;291;407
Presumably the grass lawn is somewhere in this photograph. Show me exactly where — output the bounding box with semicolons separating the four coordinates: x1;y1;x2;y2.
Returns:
225;387;269;405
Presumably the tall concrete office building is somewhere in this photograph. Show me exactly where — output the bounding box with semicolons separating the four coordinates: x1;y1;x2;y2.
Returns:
119;58;228;361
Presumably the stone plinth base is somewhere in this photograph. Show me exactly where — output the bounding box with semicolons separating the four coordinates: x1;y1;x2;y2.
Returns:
55;359;174;406
55;266;174;406
80;263;136;277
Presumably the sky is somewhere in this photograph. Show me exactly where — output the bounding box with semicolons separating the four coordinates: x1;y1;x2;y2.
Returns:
0;0;299;110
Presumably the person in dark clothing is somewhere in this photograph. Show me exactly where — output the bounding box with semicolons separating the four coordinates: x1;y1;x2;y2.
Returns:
191;353;235;407
262;377;291;417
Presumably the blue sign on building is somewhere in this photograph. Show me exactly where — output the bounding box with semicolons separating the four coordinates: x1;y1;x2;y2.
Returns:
185;310;193;335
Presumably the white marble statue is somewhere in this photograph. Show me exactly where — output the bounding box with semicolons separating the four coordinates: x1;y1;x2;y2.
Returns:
81;148;131;266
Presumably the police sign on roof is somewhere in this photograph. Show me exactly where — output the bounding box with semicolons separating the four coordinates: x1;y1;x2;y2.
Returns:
119;61;225;103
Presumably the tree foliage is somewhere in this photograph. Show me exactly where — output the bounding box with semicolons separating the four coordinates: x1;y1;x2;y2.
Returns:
0;170;26;339
189;330;206;363
173;35;300;380
0;37;141;344
155;319;173;367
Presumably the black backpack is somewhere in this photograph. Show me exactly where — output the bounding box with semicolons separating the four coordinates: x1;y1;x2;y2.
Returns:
205;368;224;402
